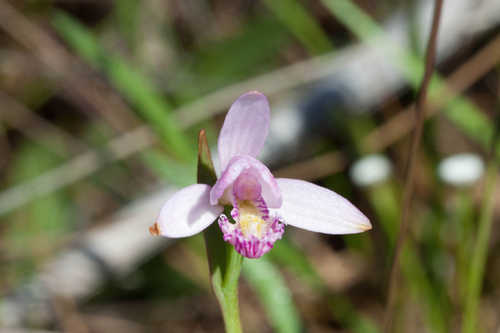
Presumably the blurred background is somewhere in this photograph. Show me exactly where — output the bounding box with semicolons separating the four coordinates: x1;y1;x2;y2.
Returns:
1;0;500;332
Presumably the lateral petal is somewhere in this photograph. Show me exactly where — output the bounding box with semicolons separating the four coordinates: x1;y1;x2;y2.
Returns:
276;178;371;234
157;184;223;237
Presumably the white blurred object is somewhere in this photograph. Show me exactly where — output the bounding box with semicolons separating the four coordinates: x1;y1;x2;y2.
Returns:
437;153;485;186
261;99;302;162
327;0;500;111
350;154;393;187
3;0;500;328
1;187;175;328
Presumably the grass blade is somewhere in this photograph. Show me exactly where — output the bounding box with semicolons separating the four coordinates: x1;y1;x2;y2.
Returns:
262;0;333;55
320;0;495;157
243;257;302;333
52;11;193;160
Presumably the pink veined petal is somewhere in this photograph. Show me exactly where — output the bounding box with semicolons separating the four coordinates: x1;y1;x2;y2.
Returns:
157;184;223;238
233;171;261;201
218;91;270;171
276;178;371;234
210;155;282;208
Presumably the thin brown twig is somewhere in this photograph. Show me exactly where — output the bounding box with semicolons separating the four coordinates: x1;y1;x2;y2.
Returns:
0;126;155;216
0;91;144;199
274;151;348;180
0;0;341;134
51;296;90;333
0;0;158;195
0;122;10;169
384;0;444;331
0;0;498;219
364;33;500;152
0;0;140;133
2;28;500;217
0;91;88;156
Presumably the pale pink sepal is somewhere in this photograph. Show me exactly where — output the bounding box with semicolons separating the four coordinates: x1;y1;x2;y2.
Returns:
157;184;224;238
276;178;372;234
217;91;270;171
210;155;282;208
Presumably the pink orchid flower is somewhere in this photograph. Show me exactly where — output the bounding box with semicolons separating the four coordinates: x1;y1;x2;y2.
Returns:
155;91;371;258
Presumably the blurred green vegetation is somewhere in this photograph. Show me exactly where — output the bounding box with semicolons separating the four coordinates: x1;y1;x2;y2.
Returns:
1;0;499;332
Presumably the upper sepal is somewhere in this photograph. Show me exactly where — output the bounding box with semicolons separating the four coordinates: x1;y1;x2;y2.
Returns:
217;91;270;171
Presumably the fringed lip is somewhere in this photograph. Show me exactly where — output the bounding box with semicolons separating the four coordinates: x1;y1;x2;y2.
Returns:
218;212;285;259
155;91;371;257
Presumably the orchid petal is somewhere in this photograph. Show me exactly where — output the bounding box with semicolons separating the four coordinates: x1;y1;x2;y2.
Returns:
218;91;270;170
276;178;371;234
210;155;281;208
157;184;223;238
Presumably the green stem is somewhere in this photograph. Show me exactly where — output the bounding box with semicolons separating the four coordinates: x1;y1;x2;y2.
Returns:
203;223;244;333
455;191;475;305
216;247;244;333
197;130;244;332
462;163;498;333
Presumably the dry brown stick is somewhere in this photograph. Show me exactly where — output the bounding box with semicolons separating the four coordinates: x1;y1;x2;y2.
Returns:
0;0;157;196
2;31;500;216
0;91;88;156
0;0;140;132
0;0;343;134
383;0;444;331
364;33;500;152
51;296;90;333
0;93;150;200
1;1;499;217
274;151;348;181
0;121;11;169
0;126;155;215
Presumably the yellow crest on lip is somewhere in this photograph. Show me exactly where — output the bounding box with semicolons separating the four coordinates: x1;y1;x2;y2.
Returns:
237;201;266;238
